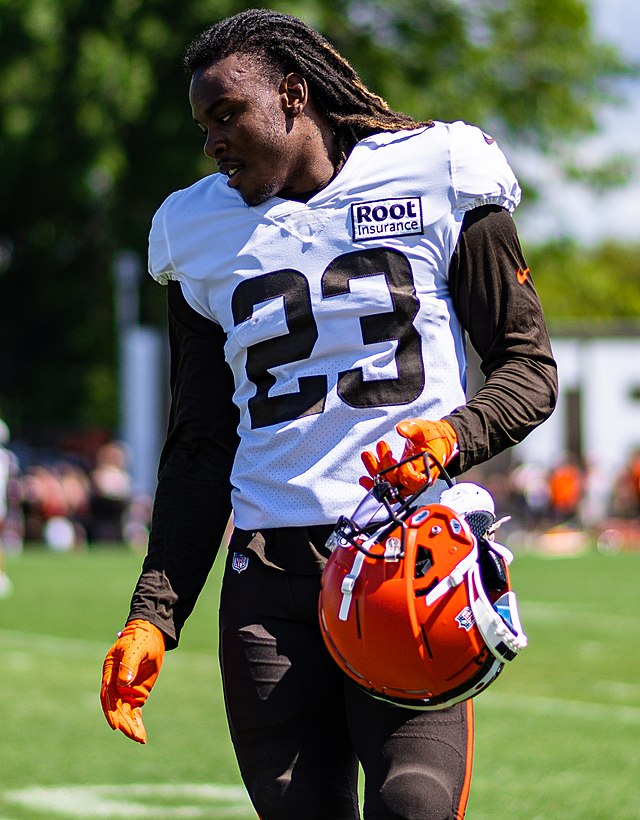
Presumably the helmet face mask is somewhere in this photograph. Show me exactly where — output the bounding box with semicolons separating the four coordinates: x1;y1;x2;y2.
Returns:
319;471;527;711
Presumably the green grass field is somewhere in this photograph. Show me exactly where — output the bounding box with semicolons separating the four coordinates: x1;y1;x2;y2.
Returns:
1;544;639;819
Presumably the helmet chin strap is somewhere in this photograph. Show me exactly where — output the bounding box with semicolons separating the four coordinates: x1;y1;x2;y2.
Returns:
338;549;366;621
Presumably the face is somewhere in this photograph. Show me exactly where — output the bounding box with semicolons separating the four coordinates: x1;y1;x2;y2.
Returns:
189;53;325;206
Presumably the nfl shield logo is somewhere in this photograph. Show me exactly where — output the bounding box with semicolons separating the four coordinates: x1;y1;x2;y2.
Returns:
232;552;250;573
455;606;475;632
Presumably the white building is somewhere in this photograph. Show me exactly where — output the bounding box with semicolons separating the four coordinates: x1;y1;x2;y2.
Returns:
514;329;640;475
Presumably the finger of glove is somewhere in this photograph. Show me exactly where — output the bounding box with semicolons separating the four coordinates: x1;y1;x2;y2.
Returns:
397;420;454;465
397;459;440;492
116;643;148;687
111;700;147;744
398;438;435;483
120;704;147;744
101;651;122;728
361;440;402;487
397;459;428;492
116;627;159;688
361;440;397;472
396;420;430;447
374;440;402;485
100;679;147;742
120;657;163;706
100;675;140;734
116;661;137;688
359;475;374;491
100;680;119;730
375;440;396;470
398;426;448;468
398;438;429;481
101;650;118;690
101;656;146;714
361;449;380;478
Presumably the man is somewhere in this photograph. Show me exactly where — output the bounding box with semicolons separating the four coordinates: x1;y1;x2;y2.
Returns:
101;9;557;819
0;418;14;598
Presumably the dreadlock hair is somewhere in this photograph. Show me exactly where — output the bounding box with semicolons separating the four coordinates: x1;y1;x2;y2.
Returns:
183;9;433;158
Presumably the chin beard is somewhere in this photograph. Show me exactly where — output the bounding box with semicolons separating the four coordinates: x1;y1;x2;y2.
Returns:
241;184;277;207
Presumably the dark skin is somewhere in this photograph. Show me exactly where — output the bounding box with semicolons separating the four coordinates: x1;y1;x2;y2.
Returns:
189;53;341;206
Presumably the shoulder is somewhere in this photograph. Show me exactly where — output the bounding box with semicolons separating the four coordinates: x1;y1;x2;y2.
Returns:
357;122;520;213
153;174;226;224
443;120;522;213
148;174;228;285
357;125;446;157
359;121;488;151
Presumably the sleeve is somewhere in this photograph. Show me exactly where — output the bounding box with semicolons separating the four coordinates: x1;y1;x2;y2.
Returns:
449;121;521;214
443;204;558;473
148;195;179;285
127;281;240;648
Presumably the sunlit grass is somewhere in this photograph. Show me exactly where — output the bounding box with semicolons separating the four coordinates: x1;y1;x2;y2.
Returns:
1;545;638;818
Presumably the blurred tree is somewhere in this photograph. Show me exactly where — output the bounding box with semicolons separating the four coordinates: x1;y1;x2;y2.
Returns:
528;240;640;320
0;0;633;435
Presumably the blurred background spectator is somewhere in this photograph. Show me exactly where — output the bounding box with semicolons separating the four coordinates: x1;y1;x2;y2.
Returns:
0;431;151;553
0;418;14;596
87;441;132;543
4;419;640;558
547;454;585;523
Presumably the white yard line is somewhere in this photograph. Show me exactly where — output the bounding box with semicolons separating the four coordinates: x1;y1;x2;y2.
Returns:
3;783;252;818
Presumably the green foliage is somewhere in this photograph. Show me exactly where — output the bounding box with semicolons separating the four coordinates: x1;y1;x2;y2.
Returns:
0;0;634;434
528;240;640;321
311;0;628;149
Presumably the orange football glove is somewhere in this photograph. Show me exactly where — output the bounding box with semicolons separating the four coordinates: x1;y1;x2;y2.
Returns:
360;419;458;494
360;439;402;491
100;618;165;744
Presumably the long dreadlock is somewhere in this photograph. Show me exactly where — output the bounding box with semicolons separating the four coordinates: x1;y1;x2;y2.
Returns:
183;9;433;158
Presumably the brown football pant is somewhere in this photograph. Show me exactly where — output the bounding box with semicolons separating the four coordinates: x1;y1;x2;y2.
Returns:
219;536;474;820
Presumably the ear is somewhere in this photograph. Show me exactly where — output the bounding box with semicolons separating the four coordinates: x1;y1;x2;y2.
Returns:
280;72;308;118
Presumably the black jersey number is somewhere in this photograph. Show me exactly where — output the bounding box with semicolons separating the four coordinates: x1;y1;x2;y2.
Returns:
231;248;425;429
323;248;424;408
231;269;328;429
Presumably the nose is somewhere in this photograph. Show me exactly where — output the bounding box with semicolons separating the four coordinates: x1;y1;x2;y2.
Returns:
203;129;226;160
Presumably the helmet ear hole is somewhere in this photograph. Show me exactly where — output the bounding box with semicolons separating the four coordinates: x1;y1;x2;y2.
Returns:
414;546;433;578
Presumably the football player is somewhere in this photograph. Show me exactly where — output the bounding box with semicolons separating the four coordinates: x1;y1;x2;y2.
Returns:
100;10;557;819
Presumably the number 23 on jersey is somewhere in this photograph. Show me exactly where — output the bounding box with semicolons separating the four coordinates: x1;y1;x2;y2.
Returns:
231;247;426;429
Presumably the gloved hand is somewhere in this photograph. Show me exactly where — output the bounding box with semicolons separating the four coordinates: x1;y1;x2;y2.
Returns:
360;419;458;494
100;618;165;744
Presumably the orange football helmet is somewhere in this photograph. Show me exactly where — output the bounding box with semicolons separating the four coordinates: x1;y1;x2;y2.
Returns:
319;461;526;711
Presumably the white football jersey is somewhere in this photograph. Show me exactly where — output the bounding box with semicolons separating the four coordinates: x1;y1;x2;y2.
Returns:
149;121;520;529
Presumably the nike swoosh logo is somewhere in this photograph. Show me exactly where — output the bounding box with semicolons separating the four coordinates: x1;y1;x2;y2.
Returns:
516;267;530;284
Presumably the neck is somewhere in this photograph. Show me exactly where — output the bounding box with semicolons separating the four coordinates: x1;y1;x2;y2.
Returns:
286;116;346;202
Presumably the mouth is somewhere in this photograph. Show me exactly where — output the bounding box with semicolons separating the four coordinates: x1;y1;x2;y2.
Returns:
217;160;244;189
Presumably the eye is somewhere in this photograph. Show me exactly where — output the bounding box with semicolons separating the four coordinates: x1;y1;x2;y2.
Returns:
219;110;233;124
